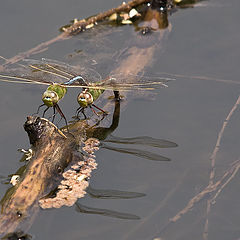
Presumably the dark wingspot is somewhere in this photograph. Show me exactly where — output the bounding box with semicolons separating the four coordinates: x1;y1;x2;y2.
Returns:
32;170;36;175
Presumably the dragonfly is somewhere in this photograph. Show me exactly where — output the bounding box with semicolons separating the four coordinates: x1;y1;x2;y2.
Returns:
0;58;173;124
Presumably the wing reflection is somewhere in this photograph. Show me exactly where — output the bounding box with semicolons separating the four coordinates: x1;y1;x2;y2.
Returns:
75;202;140;220
87;185;146;199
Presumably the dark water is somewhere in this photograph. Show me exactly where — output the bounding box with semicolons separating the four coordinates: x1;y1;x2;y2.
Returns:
1;0;240;239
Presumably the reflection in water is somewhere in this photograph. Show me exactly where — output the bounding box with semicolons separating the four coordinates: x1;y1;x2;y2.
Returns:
75;202;140;220
102;135;177;161
87;185;146;199
102;143;172;161
104;135;177;147
2;231;32;240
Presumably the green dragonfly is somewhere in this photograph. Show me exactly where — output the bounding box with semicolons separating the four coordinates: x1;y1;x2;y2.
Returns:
0;58;173;123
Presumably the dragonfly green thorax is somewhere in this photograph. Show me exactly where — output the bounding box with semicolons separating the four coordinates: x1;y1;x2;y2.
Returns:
77;87;104;108
0;58;173;121
42;84;67;107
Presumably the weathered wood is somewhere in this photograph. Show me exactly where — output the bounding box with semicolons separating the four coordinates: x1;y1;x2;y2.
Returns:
0;117;82;235
62;0;150;35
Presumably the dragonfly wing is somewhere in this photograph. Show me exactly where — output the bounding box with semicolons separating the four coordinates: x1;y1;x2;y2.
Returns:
77;72;175;91
110;72;175;84
23;58;102;84
0;70;52;86
66;79;170;91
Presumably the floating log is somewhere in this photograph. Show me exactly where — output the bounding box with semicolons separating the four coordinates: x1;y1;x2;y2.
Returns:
0;98;121;237
0;116;99;236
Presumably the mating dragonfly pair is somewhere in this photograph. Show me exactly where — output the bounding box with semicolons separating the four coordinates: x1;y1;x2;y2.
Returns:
0;58;172;127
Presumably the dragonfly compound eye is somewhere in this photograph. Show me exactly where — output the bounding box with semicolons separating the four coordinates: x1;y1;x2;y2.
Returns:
77;92;93;108
42;90;59;107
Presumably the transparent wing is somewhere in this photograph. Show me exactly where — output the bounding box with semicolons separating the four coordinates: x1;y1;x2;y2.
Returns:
23;58;102;84
0;73;52;86
66;72;175;91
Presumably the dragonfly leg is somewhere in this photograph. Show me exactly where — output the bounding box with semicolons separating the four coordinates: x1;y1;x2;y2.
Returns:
76;107;87;119
52;107;56;123
92;104;108;115
75;106;81;116
42;107;50;118
90;106;99;117
55;104;69;132
34;104;45;116
114;91;121;101
82;110;87;119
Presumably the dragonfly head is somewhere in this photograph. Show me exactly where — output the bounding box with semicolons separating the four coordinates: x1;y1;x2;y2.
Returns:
42;90;59;107
77;91;93;108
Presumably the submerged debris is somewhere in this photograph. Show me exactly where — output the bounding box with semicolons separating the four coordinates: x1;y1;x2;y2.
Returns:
109;8;141;25
2;231;32;240
10;175;20;186
39;138;100;209
18;148;33;161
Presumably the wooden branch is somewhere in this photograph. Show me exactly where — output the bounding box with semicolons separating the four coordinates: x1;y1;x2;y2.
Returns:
0;116;98;236
63;0;150;35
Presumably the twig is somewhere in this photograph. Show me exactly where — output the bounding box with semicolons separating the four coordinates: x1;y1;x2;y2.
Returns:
211;160;240;204
169;157;240;223
63;0;149;35
3;34;68;66
203;95;240;240
165;96;240;229
209;96;240;185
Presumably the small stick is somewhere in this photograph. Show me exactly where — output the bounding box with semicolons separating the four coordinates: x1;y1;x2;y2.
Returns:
203;95;240;240
159;96;240;238
63;0;149;35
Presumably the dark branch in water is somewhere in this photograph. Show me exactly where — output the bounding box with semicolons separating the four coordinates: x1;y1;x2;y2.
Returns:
0;116;99;236
62;0;150;35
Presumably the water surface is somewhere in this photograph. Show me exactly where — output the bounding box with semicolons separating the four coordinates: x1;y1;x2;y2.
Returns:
1;0;240;239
